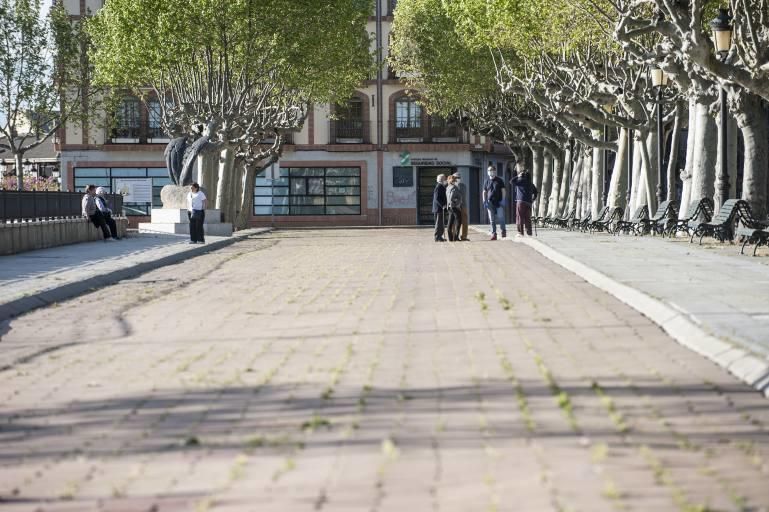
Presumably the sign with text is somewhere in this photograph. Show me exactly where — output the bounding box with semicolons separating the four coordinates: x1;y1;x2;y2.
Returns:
392;166;414;188
411;158;453;166
114;178;153;203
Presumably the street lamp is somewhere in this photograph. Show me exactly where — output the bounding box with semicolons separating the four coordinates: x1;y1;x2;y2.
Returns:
651;64;668;207
710;7;733;209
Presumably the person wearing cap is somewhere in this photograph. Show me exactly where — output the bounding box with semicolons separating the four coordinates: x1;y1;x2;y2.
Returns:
510;161;538;237
445;174;462;241
432;173;447;242
482;164;506;240
81;184;113;242
95;187;120;240
452;172;469;241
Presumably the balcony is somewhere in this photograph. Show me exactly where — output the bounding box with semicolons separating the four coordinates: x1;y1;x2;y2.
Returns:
331;120;369;144
391;121;464;144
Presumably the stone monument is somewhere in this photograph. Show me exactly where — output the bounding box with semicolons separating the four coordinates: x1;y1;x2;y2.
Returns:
138;135;233;237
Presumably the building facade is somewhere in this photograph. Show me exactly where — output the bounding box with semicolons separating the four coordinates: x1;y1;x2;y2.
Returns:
58;0;516;226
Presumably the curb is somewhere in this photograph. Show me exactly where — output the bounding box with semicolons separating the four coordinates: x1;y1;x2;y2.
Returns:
0;228;272;324
470;226;769;398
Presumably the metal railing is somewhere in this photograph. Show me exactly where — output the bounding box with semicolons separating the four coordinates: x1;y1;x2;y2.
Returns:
331;120;370;143
0;190;124;222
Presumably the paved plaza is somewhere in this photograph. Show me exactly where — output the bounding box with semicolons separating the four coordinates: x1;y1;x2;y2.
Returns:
1;228;768;511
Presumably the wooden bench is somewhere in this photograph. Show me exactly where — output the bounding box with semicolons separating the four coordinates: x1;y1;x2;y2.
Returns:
666;198;713;238
570;211;592;231
735;201;769;255
691;198;744;244
615;205;649;235
589;207;624;234
585;207;609;232
640;200;678;235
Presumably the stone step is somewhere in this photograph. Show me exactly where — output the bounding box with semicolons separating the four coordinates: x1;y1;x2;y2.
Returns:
137;222;233;237
149;208;224;224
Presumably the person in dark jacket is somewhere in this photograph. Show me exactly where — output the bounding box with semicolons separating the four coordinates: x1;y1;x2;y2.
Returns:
432;174;447;242
510;162;538;236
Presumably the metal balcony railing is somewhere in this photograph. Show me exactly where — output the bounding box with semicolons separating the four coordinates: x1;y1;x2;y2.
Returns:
331;120;370;144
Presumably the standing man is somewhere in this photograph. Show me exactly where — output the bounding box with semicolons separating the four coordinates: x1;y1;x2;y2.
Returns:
453;172;470;241
432;173;447;242
482;164;507;240
510;161;538;237
187;182;207;244
81;184;113;241
445;174;462;241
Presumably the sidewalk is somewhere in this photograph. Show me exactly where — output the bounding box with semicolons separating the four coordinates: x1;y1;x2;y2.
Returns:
0;228;270;323
472;225;769;396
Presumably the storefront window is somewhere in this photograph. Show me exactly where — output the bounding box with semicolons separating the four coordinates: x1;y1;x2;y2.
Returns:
73;167;168;216
254;167;361;216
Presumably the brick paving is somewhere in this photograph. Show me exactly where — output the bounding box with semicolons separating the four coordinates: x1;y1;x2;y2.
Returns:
0;228;768;512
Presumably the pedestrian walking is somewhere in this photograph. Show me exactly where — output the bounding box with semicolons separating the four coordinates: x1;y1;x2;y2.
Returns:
510;162;538;237
187;182;207;244
482;165;507;240
453;172;470;241
81;184;113;242
446;174;462;242
95;187;120;240
432;174;447;242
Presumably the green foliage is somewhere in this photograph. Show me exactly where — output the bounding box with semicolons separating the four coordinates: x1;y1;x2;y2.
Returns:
0;0;85;142
89;0;374;108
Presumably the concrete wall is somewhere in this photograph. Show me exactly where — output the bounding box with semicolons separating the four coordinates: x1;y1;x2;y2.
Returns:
0;217;128;255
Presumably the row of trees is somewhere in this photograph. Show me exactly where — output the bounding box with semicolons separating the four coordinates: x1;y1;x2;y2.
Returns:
0;0;373;226
390;0;769;221
88;0;373;228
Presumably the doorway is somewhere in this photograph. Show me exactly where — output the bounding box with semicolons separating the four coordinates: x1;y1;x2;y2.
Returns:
417;167;457;225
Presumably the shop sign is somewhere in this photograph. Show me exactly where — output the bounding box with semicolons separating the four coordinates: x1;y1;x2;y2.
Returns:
411;158;453;166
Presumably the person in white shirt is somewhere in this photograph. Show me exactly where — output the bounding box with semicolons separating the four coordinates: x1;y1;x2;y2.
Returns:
187;182;207;244
95;187;120;240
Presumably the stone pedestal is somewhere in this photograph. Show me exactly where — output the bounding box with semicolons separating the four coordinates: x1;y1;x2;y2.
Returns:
138;208;233;237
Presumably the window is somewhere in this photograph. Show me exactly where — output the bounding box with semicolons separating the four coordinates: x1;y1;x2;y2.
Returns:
147;99;165;140
333;97;365;143
395;98;422;141
73;167;169;216
112;96;141;140
253;167;361;216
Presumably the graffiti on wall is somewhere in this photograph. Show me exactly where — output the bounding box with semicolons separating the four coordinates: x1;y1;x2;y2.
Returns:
385;188;416;208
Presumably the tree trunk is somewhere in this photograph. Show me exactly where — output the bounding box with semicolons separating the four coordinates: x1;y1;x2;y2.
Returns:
215;147;237;223
591;131;604;218
235;162;257;230
539;150;552;218
580;149;593;218
567;148;584;214
641;130;657;211
666;103;683;202
732;92;769;219
679;99;697;219
531;145;544;215
607;128;628;210
15;152;23;191
549;150;564;217
557;143;572;216
689;96;718;208
629;134;643;212
198;151;219;197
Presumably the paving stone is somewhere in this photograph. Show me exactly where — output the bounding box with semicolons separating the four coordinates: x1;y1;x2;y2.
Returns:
0;229;767;511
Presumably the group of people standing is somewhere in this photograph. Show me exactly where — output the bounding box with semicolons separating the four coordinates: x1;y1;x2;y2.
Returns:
432;172;469;242
432;162;538;242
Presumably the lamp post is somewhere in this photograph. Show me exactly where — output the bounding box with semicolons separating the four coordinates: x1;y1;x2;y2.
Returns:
710;7;733;210
650;65;668;208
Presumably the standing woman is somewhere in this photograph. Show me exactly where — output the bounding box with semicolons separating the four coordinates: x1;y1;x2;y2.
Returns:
187;182;207;244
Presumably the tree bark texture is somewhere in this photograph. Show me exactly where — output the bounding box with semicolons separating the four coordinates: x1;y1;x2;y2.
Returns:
679;99;698;219
531;145;544;216
567;148;584;214
548;150;564;217
607;128;628;210
591;131;604;218
666;104;683;203
689;97;718;208
556;144;572;216
215;147;237;223
733;93;769;219
539;150;552;218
